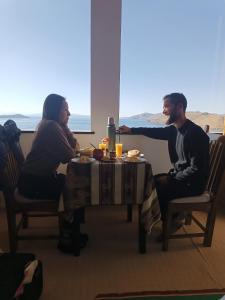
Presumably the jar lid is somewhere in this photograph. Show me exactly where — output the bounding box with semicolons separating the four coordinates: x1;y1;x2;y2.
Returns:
107;117;114;125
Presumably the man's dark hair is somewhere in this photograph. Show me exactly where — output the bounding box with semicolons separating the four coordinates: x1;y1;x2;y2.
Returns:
163;93;187;111
42;94;66;122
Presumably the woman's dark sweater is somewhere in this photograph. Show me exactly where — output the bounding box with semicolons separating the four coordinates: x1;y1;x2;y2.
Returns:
22;120;76;176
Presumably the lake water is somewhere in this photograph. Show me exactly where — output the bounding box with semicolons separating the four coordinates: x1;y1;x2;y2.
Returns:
0;115;162;131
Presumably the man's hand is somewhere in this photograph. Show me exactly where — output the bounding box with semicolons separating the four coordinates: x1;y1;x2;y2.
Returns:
119;125;131;134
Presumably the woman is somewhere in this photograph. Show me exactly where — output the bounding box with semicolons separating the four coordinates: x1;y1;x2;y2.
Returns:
18;94;87;252
18;93;77;200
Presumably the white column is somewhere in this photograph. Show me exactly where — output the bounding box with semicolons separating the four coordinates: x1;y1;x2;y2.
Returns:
91;0;121;141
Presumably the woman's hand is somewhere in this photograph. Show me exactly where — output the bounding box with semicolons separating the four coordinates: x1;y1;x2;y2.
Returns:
75;140;80;152
61;125;77;149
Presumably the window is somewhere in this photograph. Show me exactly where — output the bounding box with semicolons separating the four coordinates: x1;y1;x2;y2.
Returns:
120;0;225;132
0;0;90;131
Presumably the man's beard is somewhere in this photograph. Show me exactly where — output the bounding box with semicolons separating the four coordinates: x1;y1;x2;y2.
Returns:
166;113;178;125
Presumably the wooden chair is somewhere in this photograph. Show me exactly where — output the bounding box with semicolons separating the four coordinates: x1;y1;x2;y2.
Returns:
1;143;59;253
162;136;225;251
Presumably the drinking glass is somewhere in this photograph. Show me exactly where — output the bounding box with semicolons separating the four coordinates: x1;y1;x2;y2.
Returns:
116;143;123;157
99;143;106;150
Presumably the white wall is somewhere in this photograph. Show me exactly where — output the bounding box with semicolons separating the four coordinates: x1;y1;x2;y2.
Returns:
20;132;171;175
91;0;121;140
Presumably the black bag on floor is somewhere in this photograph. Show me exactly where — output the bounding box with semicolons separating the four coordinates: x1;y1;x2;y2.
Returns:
0;253;43;300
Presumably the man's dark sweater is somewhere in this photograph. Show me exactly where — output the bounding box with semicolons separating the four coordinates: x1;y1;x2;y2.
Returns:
131;119;209;192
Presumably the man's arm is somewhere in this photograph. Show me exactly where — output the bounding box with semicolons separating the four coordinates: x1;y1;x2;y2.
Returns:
119;125;174;141
175;130;209;181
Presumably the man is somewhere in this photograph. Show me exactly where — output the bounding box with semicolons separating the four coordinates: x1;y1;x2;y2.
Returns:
120;93;209;228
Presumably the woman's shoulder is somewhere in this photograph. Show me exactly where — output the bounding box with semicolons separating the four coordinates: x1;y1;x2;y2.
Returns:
34;120;67;143
38;120;63;133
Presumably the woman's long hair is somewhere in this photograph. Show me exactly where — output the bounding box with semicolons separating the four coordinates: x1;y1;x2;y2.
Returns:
33;94;66;142
42;94;65;122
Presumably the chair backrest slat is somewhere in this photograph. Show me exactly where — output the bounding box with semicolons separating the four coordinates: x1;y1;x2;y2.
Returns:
209;141;217;171
0;145;23;190
206;139;225;195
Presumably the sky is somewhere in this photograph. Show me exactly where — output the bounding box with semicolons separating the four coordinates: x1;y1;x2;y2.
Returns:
0;0;225;116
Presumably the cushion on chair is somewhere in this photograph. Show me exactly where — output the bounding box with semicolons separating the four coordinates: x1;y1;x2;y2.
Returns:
14;188;56;204
171;191;210;204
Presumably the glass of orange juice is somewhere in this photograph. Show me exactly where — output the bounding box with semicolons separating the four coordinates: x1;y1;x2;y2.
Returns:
99;143;106;151
116;143;123;157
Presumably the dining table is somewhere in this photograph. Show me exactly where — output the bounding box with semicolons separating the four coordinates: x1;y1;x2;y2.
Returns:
62;157;161;255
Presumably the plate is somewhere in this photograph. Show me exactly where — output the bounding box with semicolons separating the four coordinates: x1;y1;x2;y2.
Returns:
79;148;94;157
122;157;146;163
71;157;96;164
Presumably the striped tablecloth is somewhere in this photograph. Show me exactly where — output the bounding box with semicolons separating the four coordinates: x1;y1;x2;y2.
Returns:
64;160;161;232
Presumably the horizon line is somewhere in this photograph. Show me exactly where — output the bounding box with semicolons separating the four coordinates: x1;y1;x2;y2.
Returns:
0;110;225;118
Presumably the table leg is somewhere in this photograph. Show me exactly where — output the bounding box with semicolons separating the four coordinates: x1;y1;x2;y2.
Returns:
72;209;81;257
127;204;133;222
80;207;86;224
138;204;146;254
22;212;28;229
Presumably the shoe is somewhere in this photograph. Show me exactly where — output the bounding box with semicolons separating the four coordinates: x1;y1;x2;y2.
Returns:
57;238;87;254
60;222;89;242
57;233;88;254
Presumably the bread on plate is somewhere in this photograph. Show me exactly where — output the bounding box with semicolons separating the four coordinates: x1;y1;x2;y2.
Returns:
127;149;140;158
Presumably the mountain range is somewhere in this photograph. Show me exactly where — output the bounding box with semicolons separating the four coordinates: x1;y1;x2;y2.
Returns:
130;111;225;131
0;114;29;118
0;111;224;132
